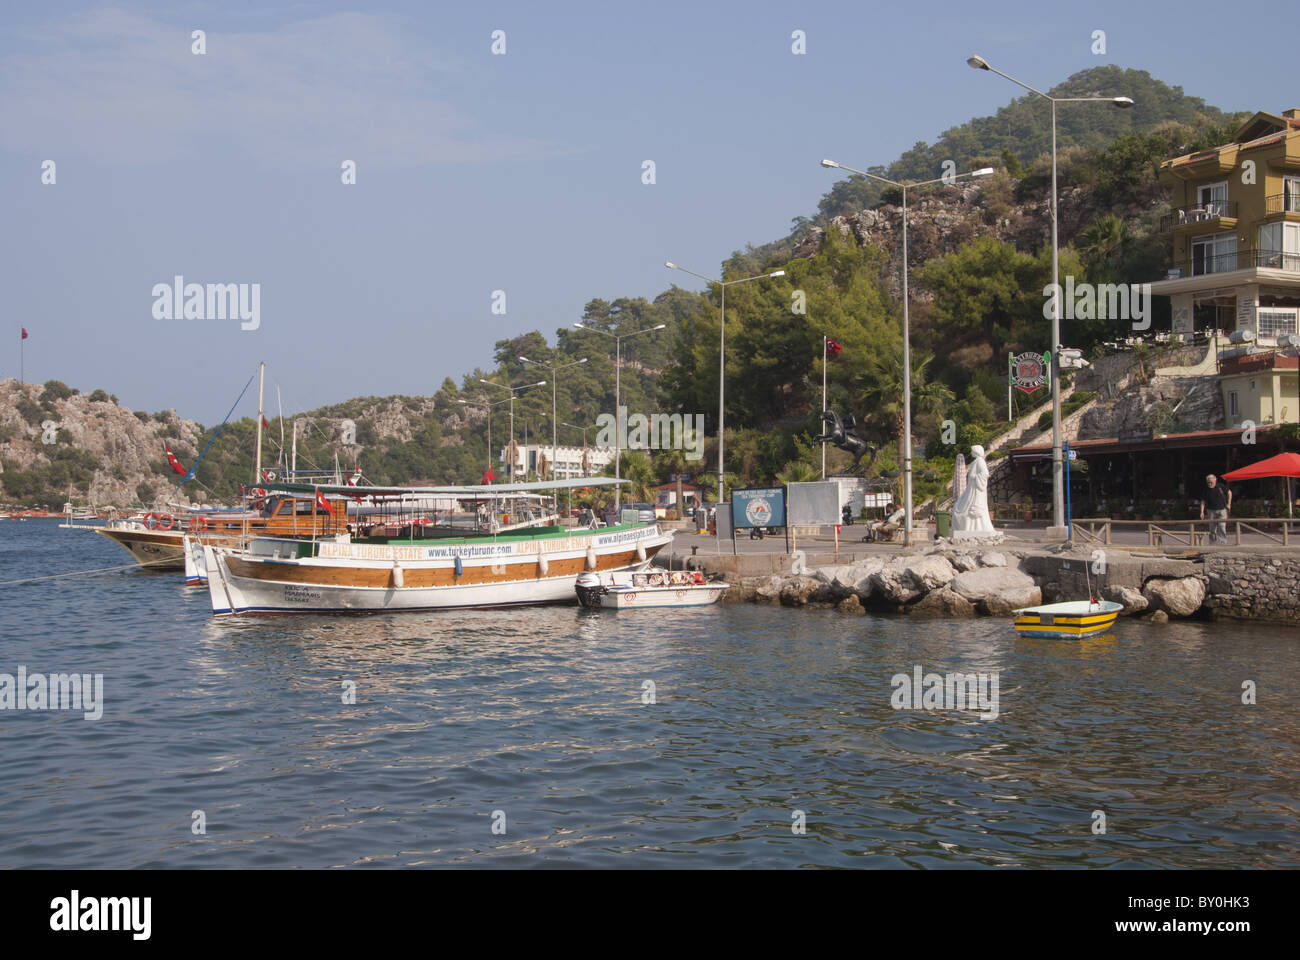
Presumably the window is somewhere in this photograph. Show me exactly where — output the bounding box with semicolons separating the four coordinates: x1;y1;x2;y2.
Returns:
1257;309;1298;339
1285;177;1300;213
1198;181;1228;209
1191;233;1237;275
1229;391;1239;417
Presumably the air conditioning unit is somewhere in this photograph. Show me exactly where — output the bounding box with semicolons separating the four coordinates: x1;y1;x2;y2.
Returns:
1166;268;1184;279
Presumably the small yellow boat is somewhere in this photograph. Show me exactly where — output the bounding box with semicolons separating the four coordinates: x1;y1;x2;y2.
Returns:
1012;599;1122;638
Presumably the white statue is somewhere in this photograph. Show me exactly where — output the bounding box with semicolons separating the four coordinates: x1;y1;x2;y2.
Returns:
951;445;996;536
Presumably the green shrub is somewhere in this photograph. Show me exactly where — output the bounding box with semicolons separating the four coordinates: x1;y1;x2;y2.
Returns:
39;380;76;404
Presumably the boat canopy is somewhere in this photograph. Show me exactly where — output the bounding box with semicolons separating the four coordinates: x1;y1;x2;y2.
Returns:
261;476;626;500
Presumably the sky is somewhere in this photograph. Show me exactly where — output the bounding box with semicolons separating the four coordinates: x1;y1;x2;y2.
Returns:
1;0;1292;424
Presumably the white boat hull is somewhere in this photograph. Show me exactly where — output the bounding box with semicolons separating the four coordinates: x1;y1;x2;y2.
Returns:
205;525;672;616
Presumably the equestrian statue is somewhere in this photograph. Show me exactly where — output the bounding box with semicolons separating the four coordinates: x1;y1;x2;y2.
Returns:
814;409;879;475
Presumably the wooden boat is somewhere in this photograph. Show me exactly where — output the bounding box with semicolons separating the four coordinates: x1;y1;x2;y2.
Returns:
575;569;728;609
1012;599;1122;638
89;492;352;571
204;478;671;615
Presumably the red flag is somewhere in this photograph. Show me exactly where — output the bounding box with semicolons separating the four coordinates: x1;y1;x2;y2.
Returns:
21;328;28;340
825;339;842;357
482;466;498;484
315;491;334;515
261;414;269;429
164;443;187;476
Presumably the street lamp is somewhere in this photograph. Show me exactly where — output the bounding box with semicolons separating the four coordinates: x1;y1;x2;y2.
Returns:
478;377;547;483
561;420;591;515
519;355;588;489
665;262;785;506
819;159;993;546
457;396;511;477
968;54;1133;538
572;321;665;511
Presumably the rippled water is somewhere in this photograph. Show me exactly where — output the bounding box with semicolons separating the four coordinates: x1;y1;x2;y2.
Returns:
2;519;1297;868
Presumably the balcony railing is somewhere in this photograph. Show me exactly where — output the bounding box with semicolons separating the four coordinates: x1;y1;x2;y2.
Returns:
1265;193;1300;215
1163;250;1300;278
1253;249;1300;271
1160;199;1239;233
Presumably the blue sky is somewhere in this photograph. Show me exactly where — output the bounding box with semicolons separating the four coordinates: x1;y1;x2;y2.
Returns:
1;0;1289;423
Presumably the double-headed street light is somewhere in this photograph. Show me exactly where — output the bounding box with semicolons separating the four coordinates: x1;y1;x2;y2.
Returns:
572;321;665;511
478;377;547;482
665;262;785;506
457;396;511;476
820;159;993;546
967;54;1133;538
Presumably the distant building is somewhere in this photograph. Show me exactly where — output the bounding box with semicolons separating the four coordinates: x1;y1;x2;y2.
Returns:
1219;351;1299;428
1150;108;1300;348
651;481;703;511
500;442;613;480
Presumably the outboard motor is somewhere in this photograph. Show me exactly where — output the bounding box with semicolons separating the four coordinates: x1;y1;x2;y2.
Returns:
575;571;607;609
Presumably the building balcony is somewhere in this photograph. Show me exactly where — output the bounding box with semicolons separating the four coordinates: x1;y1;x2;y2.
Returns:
1162;249;1300;280
1264;192;1300;216
1160;200;1239;233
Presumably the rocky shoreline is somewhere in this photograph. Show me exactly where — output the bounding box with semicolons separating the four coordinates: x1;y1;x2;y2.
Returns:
694;540;1299;624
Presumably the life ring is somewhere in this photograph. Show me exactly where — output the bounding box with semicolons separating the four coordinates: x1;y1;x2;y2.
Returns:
188;515;209;532
157;513;175;530
144;512;161;530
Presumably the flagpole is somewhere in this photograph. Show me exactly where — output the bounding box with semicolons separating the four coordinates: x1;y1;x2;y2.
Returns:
19;329;24;386
254;362;265;485
822;336;827;480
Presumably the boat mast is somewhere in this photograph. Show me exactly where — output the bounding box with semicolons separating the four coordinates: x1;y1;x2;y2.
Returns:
254;361;265;485
291;419;297;478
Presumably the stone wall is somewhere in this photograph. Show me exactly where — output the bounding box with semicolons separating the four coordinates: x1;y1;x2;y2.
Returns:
1204;552;1300;621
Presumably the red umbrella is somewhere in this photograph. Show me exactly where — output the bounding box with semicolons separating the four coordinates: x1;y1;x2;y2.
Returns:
1221;452;1300;480
1222;452;1300;519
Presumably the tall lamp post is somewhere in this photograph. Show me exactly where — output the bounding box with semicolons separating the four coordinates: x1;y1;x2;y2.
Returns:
967;54;1133;538
664;262;785;506
572;321;665;511
561;420;591;515
457;396;511;477
819;159;993;546
478;377;547;483
519;354;588;496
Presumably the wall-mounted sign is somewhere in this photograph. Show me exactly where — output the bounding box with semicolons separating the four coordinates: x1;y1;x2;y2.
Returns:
1009;352;1051;395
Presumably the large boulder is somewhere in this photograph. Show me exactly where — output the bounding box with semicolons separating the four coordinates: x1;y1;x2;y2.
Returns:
1142;577;1206;618
980;552;1007;568
836;595;866;615
870;555;957;604
780;575;826;607
754;577;783;605
950;567;1041;616
836;557;886;600
1103;584;1148;615
909;587;976;618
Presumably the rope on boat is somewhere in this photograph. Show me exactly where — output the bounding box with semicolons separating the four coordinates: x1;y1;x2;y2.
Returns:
0;557;178;585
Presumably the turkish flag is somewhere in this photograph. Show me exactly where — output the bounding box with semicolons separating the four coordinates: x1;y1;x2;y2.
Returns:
21;328;28;340
261;414;270;429
315;491;334;515
826;339;842;357
482;466;498;484
164;443;187;476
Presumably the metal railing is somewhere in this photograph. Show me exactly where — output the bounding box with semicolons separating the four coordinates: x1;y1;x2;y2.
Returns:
1264;192;1300;215
1254;249;1300;271
1160;200;1238;233
1164;250;1239;278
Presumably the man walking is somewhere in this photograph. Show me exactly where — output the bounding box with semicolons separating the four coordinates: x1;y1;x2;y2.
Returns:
1200;474;1232;544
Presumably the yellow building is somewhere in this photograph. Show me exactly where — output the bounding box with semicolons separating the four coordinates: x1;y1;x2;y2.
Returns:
1150;108;1300;347
1218;352;1299;428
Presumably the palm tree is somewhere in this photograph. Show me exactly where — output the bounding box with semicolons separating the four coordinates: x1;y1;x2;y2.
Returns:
618;451;657;505
1077;214;1130;281
856;348;954;471
775;460;820;485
